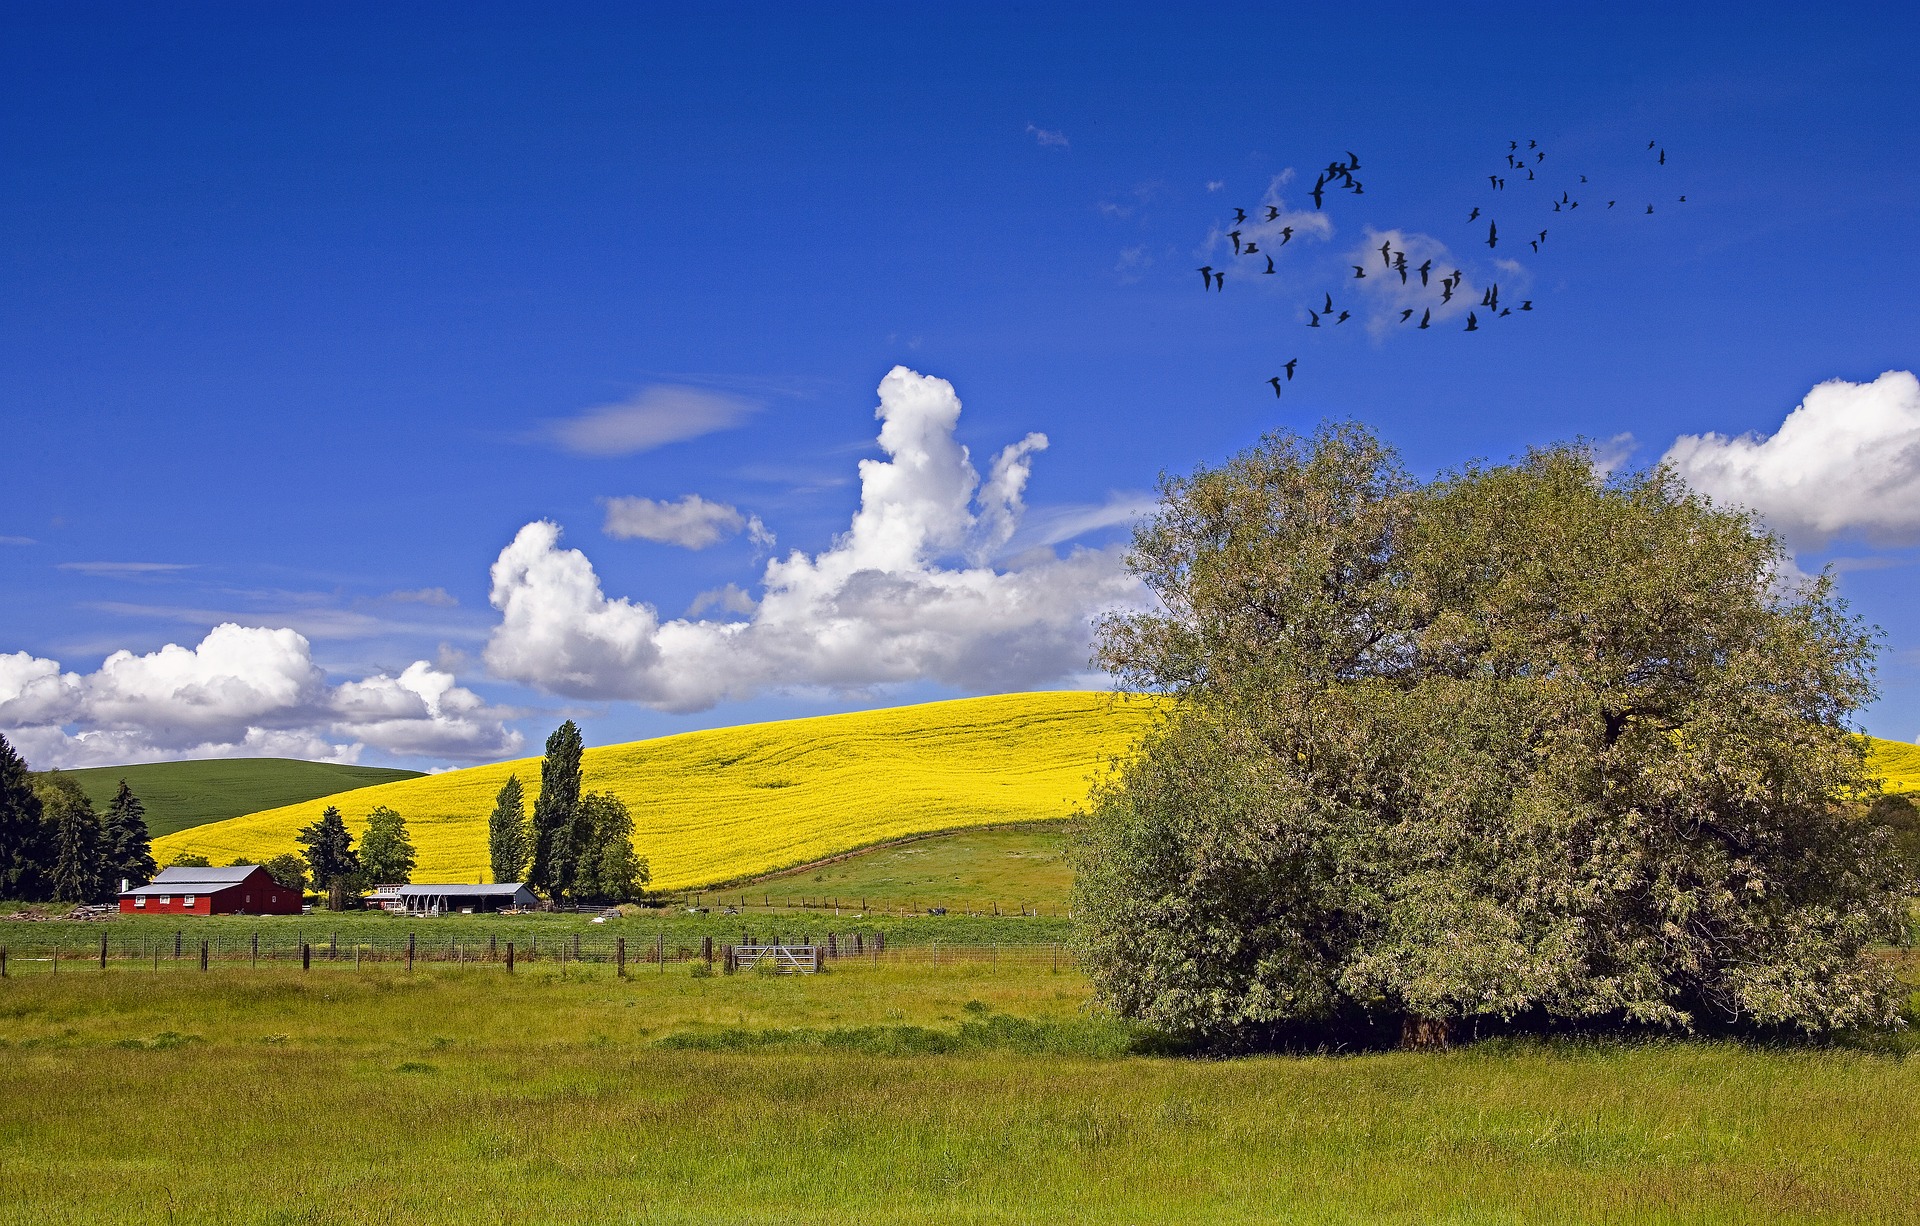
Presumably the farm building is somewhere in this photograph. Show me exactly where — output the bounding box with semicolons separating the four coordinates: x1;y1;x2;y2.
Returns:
119;865;303;916
389;883;538;915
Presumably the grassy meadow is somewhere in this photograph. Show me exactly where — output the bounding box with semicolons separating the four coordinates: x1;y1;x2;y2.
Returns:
3;961;1918;1225
152;692;1160;889
50;757;421;838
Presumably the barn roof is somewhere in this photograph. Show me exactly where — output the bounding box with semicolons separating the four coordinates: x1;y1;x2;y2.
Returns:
121;865;269;897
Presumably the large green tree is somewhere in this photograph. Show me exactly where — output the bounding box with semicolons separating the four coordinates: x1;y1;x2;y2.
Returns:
528;721;584;900
1073;424;1907;1048
358;806;416;884
296;806;361;911
488;774;530;884
262;852;309;895
574;791;649;903
38;774;107;904
101;780;156;889
0;734;50;901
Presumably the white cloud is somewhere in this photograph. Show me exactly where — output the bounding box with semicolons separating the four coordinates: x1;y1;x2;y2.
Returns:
602;494;752;550
484;367;1147;711
1026;123;1069;149
545;385;755;457
0;536;34;546
384;587;458;607
687;583;758;618
1662;371;1920;547
1589;433;1638;477
0;623;521;769
58;562;193;576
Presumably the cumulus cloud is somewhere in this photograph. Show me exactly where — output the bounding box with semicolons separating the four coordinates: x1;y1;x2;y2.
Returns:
1026;123;1069;149
1662;371;1920;547
0;624;521;769
601;494;767;550
545;385;755;457
484;367;1146;711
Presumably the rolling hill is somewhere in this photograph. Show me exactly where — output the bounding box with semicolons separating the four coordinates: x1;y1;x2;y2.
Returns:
146;693;1920;893
152;692;1161;889
51;758;424;838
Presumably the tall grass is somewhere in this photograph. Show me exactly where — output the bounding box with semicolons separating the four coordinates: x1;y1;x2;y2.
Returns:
2;964;1915;1224
153;692;1159;889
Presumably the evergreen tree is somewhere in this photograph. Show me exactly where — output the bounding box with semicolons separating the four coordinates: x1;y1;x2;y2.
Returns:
0;734;51;901
101;780;156;889
296;806;361;911
487;774;530;883
37;774;106;904
528;721;584;899
575;791;649;903
358;806;416;884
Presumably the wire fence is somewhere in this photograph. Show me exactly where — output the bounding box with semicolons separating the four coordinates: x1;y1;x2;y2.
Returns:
0;930;1079;976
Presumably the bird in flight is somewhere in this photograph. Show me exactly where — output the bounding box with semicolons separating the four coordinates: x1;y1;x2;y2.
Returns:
1394;251;1408;282
1346;150;1361;169
1310;176;1326;208
1264;254;1276;274
1486;220;1498;248
1307;310;1322;327
1464;311;1480;332
1233;208;1248;224
1284;359;1298;380
1658;149;1666;165
1197;265;1214;289
1379;240;1393;267
1265;206;1280;221
1469;206;1481;221
1268;376;1284;398
1418;308;1431;329
1678;195;1687;203
1519;300;1533;311
1418;259;1432;286
1279;226;1294;245
1352;265;1368;278
1244;242;1259;254
1213;270;1225;290
1228;230;1243;254
1646;203;1654;214
1399;308;1414;322
1323;292;1334;314
1335;310;1351;324
1608;200;1617;208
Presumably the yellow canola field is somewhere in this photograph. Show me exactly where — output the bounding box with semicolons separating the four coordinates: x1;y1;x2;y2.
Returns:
152;692;1162;890
1867;735;1920;794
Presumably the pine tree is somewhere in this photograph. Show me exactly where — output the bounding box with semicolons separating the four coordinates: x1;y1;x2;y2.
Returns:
101;780;156;890
528;721;583;900
39;775;105;904
358;806;416;884
0;734;51;902
487;774;530;884
296;806;361;911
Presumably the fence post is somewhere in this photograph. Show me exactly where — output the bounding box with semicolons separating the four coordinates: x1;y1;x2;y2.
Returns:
505;941;514;973
701;935;713;965
174;930;181;959
616;937;626;978
99;932;108;970
406;932;415;973
722;944;734;974
252;932;259;968
489;934;497;960
199;940;208;972
1;946;6;977
301;941;310;971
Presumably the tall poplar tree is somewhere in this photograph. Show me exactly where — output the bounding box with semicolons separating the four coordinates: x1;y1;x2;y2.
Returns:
488;774;530;884
528;721;583;900
38;774;105;904
101;780;156;890
0;734;50;901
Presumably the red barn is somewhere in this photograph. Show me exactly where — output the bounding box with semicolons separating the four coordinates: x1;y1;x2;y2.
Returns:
119;865;303;916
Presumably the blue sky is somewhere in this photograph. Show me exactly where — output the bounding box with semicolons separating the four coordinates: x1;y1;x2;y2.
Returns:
4;2;1918;767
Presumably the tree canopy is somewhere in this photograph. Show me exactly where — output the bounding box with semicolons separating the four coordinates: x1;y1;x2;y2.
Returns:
488;774;530;884
358;806;416;885
529;721;585;900
0;734;50;901
1072;424;1908;1047
102;780;156;889
296;806;360;911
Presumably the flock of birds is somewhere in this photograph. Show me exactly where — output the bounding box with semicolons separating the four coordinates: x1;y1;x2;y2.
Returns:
1194;139;1687;398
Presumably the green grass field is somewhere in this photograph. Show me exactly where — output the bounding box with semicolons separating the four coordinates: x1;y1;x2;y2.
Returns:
2;962;1917;1225
752;823;1072;909
49;757;422;838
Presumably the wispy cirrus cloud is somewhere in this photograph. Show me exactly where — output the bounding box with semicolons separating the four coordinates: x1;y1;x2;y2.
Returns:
1025;123;1069;149
58;561;194;576
542;385;758;457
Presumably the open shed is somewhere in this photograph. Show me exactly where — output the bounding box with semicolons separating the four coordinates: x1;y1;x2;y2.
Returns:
395;883;538;915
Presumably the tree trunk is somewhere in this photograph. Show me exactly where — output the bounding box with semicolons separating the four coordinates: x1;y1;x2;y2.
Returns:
1399;1014;1453;1050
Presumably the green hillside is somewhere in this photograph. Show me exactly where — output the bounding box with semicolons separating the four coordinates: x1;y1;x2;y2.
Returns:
50;759;424;838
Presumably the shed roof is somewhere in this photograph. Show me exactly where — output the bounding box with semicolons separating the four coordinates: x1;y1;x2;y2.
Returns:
395;883;532;898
